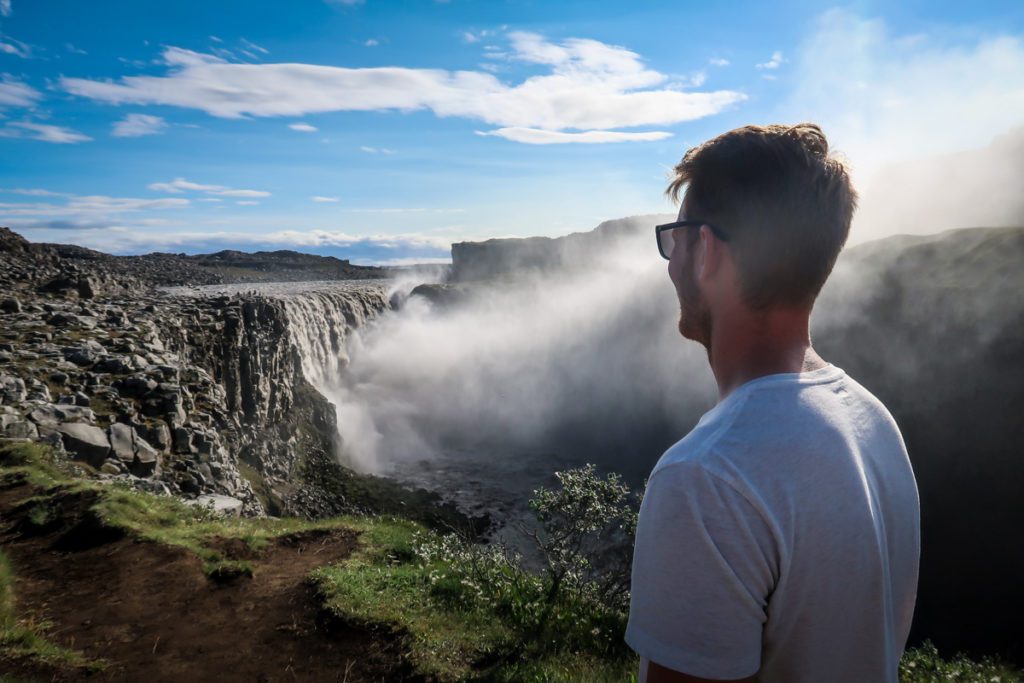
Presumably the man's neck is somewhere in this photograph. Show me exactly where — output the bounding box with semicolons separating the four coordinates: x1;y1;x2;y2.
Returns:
706;305;827;400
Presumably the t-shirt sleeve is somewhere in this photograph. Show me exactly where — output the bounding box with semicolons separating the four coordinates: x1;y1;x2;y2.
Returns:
625;460;778;680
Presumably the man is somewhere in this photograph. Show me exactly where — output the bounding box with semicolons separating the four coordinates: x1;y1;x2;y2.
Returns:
625;123;920;682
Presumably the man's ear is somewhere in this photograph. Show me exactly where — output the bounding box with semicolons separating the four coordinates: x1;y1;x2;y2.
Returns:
696;224;720;283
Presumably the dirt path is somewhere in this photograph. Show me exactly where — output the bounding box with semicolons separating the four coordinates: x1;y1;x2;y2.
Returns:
0;482;415;682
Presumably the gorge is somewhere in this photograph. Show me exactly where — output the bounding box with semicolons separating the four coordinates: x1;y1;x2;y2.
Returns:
1;218;1022;668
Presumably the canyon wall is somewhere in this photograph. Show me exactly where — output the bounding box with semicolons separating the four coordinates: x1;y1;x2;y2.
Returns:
1;227;392;517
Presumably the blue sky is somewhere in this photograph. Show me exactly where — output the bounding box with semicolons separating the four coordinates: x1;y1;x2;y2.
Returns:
1;0;1022;263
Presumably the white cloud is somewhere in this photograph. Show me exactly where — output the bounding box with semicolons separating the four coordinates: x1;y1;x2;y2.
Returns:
148;177;270;197
59;33;746;142
235;200;259;205
476;127;672;144
311;195;339;202
343;207;464;213
0;0;10;17
217;189;269;197
0;35;30;58
0;75;41;107
240;38;269;55
756;51;784;69
0;193;190;233
65;43;87;55
326;0;364;5
364;39;379;47
786;10;1024;178
112;113;167;137
0;187;66;197
288;122;317;132
709;57;730;67
1;121;91;144
781;10;1024;242
209;35;223;43
359;145;395;154
462;30;493;44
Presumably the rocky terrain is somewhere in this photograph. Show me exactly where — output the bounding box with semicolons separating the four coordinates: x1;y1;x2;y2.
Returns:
0;227;411;520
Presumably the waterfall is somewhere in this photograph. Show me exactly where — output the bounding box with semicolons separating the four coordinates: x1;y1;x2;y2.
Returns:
278;282;391;390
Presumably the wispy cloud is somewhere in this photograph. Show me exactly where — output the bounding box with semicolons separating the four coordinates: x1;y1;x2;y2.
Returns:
0;35;30;58
359;145;395;154
0;75;41;107
240;38;269;55
235;200;259;205
288;122;317;132
476;127;672;144
0;0;10;17
343;207;464;213
709;57;729;67
462;29;493;44
1;121;92;144
756;50;784;69
311;195;339;202
65;43;88;55
60;33;746;143
148;177;271;197
0;187;67;197
0;191;190;234
364;39;379;47
112;113;167;137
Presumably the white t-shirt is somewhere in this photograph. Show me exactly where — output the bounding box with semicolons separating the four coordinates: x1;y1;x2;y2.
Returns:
625;365;919;682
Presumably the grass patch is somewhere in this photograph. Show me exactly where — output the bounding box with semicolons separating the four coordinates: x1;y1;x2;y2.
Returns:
311;516;516;681
311;516;638;682
0;442;350;579
3;442;1021;682
0;548;103;674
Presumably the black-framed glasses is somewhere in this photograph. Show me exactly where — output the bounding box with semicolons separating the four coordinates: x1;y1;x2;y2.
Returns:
655;220;730;260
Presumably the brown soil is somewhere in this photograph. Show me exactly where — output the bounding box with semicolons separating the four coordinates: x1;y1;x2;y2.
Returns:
0;481;419;682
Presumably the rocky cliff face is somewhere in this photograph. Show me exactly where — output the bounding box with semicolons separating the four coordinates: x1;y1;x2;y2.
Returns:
0;228;392;517
450;214;667;281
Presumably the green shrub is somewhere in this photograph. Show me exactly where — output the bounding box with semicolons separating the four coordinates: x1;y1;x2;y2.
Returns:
900;641;1021;682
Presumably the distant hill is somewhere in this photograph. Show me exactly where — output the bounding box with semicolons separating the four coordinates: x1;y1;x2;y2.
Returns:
0;227;392;294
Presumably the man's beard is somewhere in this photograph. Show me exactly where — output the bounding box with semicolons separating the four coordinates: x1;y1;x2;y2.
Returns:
677;266;712;348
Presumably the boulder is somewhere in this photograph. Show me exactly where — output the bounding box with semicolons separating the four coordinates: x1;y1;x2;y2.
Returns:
24;379;51;402
99;460;121;475
0;375;26;404
0;414;38;439
185;494;244;517
131;437;160;477
96;356;133;374
29;403;96;427
63;341;106;367
141;421;171;452
109;422;136;462
115;374;158;398
56;423;110;466
0;298;20;313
